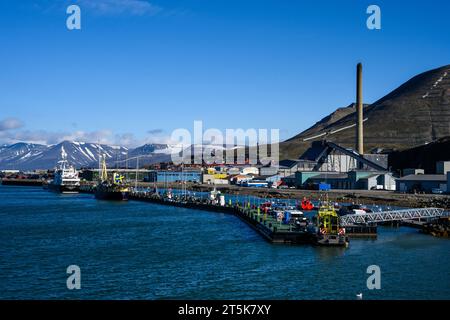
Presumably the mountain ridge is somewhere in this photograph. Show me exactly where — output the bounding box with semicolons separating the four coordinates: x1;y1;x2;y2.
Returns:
0;141;173;170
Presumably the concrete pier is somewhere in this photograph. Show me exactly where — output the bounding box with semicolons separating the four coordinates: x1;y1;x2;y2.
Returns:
79;185;379;243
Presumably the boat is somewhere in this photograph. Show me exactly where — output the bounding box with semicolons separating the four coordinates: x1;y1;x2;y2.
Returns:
94;156;129;201
310;202;349;247
300;198;315;210
47;154;80;193
338;204;373;216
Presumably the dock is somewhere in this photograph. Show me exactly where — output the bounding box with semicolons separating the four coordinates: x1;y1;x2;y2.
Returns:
131;191;314;244
79;185;378;244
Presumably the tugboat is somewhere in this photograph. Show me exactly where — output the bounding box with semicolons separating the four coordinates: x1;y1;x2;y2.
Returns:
310;200;349;247
95;156;129;201
47;153;80;193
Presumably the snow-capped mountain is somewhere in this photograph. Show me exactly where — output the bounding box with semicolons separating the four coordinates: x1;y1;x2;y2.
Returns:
0;141;173;170
0;143;49;170
0;140;247;170
116;143;174;168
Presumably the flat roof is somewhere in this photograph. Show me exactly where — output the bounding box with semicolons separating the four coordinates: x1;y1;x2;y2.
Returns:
308;173;348;180
397;174;447;182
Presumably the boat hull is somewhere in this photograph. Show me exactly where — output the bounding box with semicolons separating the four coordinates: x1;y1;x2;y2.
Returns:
95;190;129;201
314;234;349;247
48;183;80;194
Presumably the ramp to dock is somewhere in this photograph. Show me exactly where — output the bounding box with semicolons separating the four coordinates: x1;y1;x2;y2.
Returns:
339;208;448;226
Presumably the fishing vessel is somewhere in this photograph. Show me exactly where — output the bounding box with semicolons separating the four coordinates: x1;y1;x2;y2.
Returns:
95;156;129;201
310;201;349;247
47;154;80;193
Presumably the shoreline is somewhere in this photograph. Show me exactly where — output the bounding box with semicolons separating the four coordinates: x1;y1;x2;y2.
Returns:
183;183;450;210
2;180;450;209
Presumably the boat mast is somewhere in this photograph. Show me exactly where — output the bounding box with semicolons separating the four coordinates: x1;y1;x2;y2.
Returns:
100;154;108;182
97;141;101;182
135;155;139;189
125;150;129;182
182;144;186;198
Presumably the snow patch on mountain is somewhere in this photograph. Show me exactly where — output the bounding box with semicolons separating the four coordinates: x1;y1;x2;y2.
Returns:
0;141;173;170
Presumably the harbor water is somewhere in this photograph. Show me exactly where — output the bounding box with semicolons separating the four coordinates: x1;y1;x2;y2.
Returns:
0;185;449;299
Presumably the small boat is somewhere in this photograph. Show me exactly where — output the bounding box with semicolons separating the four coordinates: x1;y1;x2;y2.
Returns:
311;203;349;247
94;155;129;201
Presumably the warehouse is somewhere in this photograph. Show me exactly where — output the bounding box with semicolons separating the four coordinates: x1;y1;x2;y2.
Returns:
156;170;202;183
396;174;447;193
295;170;396;190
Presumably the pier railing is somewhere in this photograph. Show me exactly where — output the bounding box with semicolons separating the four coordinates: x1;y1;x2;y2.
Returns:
339;208;448;226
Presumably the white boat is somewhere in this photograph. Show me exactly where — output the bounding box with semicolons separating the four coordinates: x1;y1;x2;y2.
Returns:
48;153;80;193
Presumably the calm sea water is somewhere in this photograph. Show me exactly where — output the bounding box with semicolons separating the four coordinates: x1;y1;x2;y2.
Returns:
0;185;449;300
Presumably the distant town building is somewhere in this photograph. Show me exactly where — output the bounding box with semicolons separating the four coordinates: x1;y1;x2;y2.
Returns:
259;165;279;176
156;170;202;183
436;161;450;175
241;167;259;176
202;173;229;185
448;172;450;193
396;174;447;193
295;170;396;191
403;168;425;176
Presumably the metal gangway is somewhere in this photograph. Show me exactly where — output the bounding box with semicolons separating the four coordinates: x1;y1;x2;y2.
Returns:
339;208;448;226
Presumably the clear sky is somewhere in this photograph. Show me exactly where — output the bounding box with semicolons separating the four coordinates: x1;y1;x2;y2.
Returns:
0;0;449;146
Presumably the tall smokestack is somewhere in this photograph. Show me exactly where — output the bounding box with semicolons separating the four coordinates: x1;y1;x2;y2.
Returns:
356;63;364;154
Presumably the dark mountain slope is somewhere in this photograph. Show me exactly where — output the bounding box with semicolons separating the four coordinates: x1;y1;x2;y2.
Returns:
280;64;450;159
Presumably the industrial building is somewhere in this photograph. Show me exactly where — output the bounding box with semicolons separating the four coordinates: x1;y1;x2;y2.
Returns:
436;161;450;174
448;172;450;193
295;170;396;191
155;170;202;183
396;161;450;193
298;140;388;173
396;174;448;193
271;64;399;191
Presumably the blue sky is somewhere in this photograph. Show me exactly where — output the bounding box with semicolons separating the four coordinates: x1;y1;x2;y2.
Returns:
0;0;449;146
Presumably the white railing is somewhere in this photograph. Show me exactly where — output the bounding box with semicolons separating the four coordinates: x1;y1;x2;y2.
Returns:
339;208;448;226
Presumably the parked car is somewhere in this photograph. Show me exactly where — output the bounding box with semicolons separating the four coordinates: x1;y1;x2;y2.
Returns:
431;188;444;194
